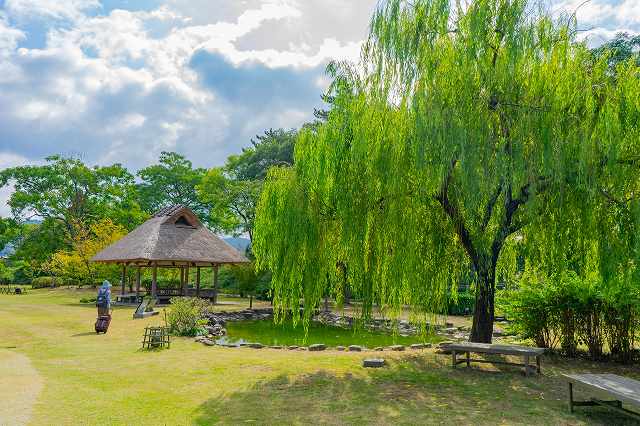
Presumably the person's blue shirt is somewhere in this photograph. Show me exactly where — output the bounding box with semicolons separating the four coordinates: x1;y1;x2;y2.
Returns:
97;280;112;307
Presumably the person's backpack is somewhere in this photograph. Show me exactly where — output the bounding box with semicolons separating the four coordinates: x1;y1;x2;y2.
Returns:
96;287;109;306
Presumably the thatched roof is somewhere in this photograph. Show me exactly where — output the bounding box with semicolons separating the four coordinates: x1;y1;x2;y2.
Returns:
91;205;249;266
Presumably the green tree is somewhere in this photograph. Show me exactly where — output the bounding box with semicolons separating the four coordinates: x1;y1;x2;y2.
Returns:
592;32;640;70
0;155;144;236
198;129;296;242
254;0;640;342
137;152;208;217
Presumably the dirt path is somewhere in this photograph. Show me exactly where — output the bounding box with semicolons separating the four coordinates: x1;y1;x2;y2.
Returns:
0;349;43;426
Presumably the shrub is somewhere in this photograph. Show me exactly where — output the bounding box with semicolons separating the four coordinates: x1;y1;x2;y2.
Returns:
166;297;211;336
448;291;475;315
31;276;57;288
501;270;639;362
499;274;559;350
601;282;640;363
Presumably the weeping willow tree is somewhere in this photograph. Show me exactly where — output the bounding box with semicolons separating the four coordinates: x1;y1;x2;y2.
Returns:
253;0;640;342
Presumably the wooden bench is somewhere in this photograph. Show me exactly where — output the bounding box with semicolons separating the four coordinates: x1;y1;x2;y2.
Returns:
445;342;545;376
564;373;640;421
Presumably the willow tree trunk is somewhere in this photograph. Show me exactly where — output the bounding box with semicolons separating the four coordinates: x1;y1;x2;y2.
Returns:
470;268;495;343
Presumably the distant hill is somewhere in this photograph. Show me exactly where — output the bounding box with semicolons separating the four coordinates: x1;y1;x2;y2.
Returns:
223;237;251;254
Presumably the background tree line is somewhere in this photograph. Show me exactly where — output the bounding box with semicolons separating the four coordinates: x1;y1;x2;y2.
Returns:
0;128;296;297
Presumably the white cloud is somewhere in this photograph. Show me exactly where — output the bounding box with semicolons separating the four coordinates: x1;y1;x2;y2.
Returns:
5;0;100;22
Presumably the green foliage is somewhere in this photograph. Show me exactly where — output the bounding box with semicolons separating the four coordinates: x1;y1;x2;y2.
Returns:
226;129;296;181
448;291;475;316
198;129;296;242
137;152;208;218
198;168;261;240
166;297;211;336
254;0;640;342
591;32;640;70
0;155;145;234
31;276;58;289
500;270;639;362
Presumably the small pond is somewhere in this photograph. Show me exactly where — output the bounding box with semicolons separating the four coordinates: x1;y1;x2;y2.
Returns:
216;319;442;348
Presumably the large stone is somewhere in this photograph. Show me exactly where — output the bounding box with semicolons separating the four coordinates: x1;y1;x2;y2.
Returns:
363;358;386;368
308;344;326;351
348;345;362;352
389;345;405;351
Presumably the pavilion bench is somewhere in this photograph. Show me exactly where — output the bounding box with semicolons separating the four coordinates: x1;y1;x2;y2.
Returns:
445;342;545;376
563;373;640;421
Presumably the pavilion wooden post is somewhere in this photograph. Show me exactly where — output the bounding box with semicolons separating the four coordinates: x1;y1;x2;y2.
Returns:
180;267;185;294
151;264;158;298
212;264;219;305
184;265;190;296
196;267;201;297
121;264;127;295
135;266;141;297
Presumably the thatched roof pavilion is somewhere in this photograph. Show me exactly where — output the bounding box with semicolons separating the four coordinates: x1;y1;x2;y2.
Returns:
92;205;249;302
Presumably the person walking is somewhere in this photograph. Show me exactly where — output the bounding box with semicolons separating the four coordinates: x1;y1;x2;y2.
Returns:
96;280;112;316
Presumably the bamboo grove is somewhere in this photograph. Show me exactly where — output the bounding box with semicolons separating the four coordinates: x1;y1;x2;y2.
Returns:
253;0;640;342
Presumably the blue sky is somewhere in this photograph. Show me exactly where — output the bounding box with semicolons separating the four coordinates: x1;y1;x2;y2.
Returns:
0;0;638;214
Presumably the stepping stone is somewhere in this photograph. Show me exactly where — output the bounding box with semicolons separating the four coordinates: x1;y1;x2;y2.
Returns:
298;347;308;351
374;347;384;351
269;345;283;349
287;345;299;350
335;346;345;351
201;339;215;346
389;345;405;351
363;358;386;368
348;345;362;352
249;343;264;349
308;344;326;351
410;343;425;350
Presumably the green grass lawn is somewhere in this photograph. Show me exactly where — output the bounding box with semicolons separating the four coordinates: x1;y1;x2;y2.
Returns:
1;288;639;425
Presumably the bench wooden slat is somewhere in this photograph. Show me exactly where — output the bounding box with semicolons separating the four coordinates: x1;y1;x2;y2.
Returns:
564;374;640;408
446;342;545;357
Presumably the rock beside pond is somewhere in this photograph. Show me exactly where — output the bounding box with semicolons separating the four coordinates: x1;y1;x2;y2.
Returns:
204;324;226;337
389;345;405;351
410;343;425;350
363;358;386;368
308;344;326;351
287;345;299;350
269;345;282;349
374;347;383;351
206;308;274;326
348;345;362;352
335;346;345;351
248;343;264;349
201;338;215;346
298;346;308;351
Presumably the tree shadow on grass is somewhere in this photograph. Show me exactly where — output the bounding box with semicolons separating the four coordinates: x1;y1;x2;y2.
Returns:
193;355;635;426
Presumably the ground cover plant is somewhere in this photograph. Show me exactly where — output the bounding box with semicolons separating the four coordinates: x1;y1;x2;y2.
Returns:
1;288;640;425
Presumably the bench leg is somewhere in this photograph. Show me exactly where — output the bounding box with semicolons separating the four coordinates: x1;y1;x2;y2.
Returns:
524;355;530;377
536;356;541;375
568;382;574;413
466;351;470;367
452;350;456;369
